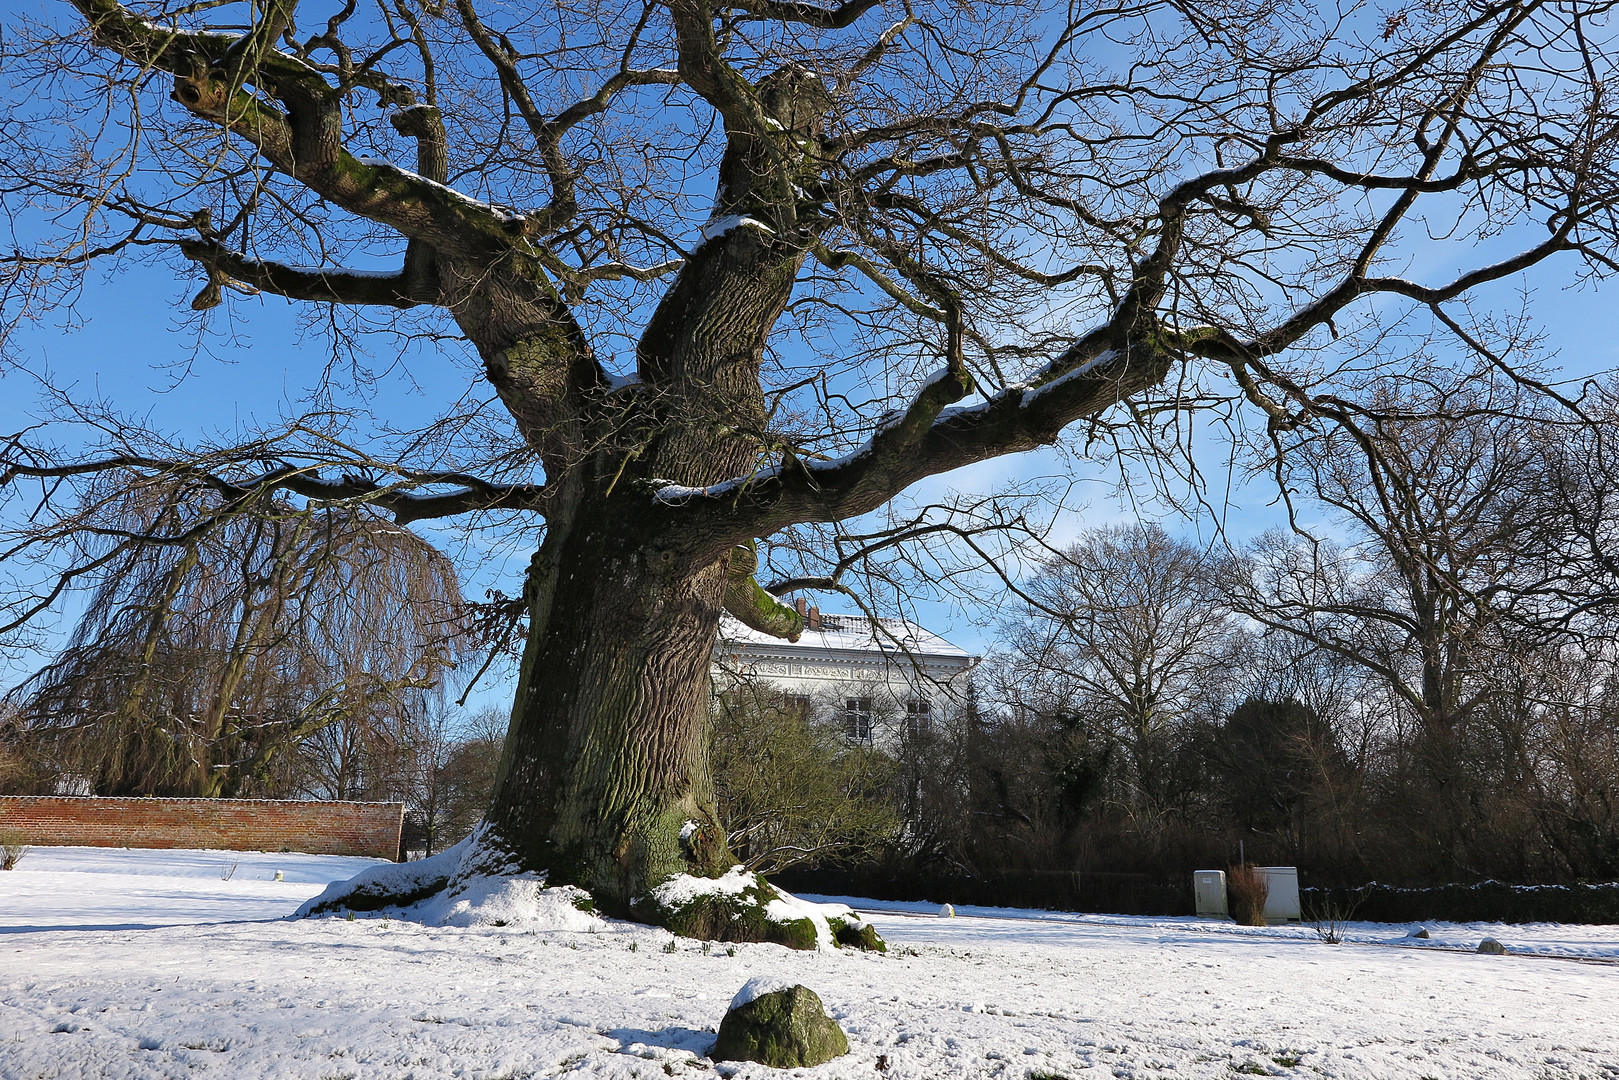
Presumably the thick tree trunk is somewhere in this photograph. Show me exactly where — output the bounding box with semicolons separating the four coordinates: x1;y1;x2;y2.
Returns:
460;169;817;913
465;507;887;955
481;499;736;915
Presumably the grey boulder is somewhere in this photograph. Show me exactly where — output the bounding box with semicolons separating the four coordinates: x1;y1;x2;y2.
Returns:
713;982;849;1068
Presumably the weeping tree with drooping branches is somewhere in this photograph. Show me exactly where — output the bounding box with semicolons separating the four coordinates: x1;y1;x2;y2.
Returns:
2;0;1618;937
2;473;464;798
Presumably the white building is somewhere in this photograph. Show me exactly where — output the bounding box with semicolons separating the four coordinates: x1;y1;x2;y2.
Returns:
713;609;978;744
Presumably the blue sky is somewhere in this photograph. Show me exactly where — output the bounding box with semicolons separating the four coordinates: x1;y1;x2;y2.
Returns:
8;244;1616;692
6;0;1619;700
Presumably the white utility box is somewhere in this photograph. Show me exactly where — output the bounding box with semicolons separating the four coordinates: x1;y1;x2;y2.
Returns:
1193;870;1228;917
1193;866;1302;922
1257;866;1301;923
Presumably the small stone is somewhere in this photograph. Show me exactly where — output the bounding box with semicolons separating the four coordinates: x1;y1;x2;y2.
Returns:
938;903;955;918
829;915;886;952
1477;937;1506;955
1409;926;1429;939
713;984;849;1068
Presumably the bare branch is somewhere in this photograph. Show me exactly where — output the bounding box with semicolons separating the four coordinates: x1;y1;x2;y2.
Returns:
727;0;886;29
1;451;549;525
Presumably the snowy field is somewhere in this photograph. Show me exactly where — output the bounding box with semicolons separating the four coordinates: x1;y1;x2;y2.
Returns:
2;848;1617;1079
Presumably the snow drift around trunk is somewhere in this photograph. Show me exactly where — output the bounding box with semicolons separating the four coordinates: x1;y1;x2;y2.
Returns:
295;830;603;932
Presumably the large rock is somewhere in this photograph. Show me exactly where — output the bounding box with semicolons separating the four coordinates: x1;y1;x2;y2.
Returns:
713;979;849;1068
1477;937;1507;955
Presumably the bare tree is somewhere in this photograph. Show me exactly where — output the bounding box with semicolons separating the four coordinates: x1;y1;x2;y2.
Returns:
1531;380;1619;626
1227;380;1560;756
1212;629;1374;871
388;704;507;857
1000;523;1234;821
2;0;1617;930
1221;377;1603;872
1520;651;1619;881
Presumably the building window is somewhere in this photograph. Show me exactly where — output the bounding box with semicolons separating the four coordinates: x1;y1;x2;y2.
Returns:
784;694;811;717
906;698;932;736
844;697;874;741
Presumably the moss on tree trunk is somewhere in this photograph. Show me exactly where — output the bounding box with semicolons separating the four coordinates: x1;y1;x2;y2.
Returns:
480;492;739;915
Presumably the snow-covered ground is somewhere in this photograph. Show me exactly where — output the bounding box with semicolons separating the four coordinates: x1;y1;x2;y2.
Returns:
1;848;1616;1079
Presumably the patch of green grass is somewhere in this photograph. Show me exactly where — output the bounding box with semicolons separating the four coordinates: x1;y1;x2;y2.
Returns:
1231;1062;1268;1075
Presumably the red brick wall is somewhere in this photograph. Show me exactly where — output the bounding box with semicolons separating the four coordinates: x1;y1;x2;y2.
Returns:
0;796;403;860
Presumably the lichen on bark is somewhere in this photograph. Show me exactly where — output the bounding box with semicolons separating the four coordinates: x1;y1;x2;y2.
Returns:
722;541;803;641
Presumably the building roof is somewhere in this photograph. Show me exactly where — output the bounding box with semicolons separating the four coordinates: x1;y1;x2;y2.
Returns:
717;612;975;664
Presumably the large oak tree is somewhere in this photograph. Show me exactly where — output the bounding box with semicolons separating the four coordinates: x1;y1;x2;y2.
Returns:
3;0;1617;926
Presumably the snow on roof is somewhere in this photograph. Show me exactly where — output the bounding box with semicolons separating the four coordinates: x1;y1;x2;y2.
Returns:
718;612;974;662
